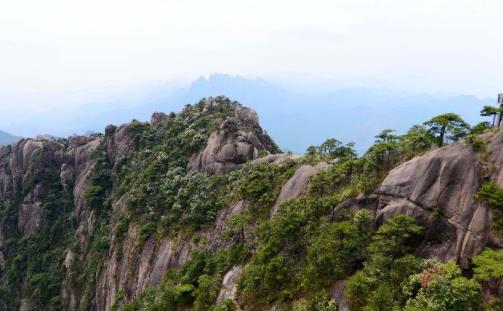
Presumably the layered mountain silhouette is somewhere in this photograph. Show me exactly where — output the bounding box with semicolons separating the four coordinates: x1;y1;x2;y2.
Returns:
3;74;493;153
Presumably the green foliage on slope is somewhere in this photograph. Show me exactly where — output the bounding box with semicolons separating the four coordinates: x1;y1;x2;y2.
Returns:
404;261;481;311
0;165;75;310
0;100;499;310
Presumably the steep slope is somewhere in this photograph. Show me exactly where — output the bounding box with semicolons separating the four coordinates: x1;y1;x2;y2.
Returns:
375;143;489;267
372;131;503;267
0;97;278;310
0;96;502;310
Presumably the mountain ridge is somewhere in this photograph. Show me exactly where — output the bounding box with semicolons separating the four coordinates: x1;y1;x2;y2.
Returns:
1;74;494;154
0;96;502;310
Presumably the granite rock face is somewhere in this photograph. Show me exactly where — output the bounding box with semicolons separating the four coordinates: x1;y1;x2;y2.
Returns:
4;101;503;310
188;106;278;174
0;102;281;310
0;138;67;237
333;134;503;301
216;266;243;305
252;153;302;164
272;162;331;215
95;223;191;311
375;143;490;267
202;200;249;250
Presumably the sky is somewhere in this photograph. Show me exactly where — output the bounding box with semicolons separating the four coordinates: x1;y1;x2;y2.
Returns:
1;0;503;116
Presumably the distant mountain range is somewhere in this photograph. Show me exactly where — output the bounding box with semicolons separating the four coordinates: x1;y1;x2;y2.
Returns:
1;74;495;153
0;131;20;145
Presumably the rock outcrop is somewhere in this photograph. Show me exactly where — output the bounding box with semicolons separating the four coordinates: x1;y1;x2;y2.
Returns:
202;200;249;250
252;153;302;164
375;143;490;267
188;106;278;174
0;138;67;237
4;98;503;310
95;225;191;311
272;162;331;215
489;130;503;185
0;100;280;310
216;266;242;305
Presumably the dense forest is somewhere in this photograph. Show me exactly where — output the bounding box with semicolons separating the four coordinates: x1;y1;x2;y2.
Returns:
1;97;503;310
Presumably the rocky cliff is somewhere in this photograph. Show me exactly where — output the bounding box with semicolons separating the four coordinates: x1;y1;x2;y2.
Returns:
0;97;279;310
0;96;502;310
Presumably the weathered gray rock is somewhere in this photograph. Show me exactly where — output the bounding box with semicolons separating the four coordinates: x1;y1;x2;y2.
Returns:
105;123;134;167
96;225;192;311
188;131;259;174
150;112;168;126
60;163;75;191
18;184;44;236
0;138;68;237
252;153;301;164
188;106;277;174
272;162;331;215
216;266;242;304
375;143;491;267
202;200;249;250
64;250;75;269
68;138;101;220
235;107;259;127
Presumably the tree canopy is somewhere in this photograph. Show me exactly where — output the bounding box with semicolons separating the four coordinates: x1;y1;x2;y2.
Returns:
423;113;470;147
404;261;481;311
473;248;503;283
306;138;356;160
480;105;500;127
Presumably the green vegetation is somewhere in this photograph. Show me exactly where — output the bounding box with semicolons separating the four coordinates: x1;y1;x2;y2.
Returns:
403;261;481;311
470;121;491;135
477;182;503;209
114;99;241;237
307;138;357;160
473;248;503;284
423;113;470;147
481;105;501;127
2;97;503;310
477;182;503;234
344;215;425;310
0;165;75;309
124;246;246;311
68;144;113;308
124;106;493;310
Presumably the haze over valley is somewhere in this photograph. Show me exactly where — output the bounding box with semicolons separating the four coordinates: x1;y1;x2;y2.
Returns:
1;74;493;153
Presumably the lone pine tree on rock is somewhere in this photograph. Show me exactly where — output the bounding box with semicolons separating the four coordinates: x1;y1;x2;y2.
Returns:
423;113;469;147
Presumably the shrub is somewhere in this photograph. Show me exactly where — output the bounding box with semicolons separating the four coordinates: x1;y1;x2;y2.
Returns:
404;262;481;311
477;182;503;209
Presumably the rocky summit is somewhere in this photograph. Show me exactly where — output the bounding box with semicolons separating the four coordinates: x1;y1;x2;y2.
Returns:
1;96;503;310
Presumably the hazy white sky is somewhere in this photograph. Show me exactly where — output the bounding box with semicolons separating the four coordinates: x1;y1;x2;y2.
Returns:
1;0;502;111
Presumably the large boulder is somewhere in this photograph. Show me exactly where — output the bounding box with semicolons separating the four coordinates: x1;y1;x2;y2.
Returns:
375;142;491;267
188;107;277;174
272;162;331;216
